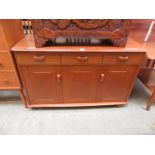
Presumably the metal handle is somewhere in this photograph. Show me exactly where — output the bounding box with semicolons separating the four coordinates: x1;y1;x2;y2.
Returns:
77;56;88;62
33;56;45;62
56;74;61;83
100;74;105;82
118;56;128;61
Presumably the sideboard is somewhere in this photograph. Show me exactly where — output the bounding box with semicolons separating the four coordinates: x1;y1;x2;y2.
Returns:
11;34;146;108
0;20;24;102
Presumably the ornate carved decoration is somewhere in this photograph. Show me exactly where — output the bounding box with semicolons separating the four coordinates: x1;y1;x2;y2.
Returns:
32;19;131;48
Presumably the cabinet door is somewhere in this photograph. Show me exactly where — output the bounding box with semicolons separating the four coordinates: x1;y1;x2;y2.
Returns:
21;66;63;105
96;66;138;102
63;66;105;103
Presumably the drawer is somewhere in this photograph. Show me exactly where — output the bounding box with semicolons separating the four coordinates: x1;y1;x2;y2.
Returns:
0;53;14;70
62;53;102;65
0;72;19;88
103;53;144;65
0;50;8;53
16;52;61;64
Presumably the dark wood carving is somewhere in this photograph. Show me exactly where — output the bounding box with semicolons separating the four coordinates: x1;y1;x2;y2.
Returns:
32;19;131;48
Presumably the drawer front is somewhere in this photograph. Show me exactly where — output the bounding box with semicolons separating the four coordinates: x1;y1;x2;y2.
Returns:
103;53;144;65
0;72;19;88
0;50;9;53
62;53;102;65
16;52;61;64
0;53;14;70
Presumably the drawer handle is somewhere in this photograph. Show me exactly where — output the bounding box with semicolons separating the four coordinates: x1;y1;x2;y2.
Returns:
56;74;61;83
33;56;45;62
100;74;105;82
3;79;9;84
118;56;129;61
77;56;88;62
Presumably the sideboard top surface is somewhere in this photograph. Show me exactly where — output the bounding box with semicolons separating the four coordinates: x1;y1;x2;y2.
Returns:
12;30;154;54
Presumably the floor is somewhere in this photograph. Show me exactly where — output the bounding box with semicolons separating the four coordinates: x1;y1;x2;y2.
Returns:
0;79;155;135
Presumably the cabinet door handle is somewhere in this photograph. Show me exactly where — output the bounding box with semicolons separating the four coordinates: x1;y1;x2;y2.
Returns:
33;56;45;62
77;56;88;62
100;74;105;82
118;56;129;61
56;74;61;83
0;61;3;66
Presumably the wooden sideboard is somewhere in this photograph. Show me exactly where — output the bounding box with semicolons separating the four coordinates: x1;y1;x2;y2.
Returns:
0;20;24;91
11;34;146;108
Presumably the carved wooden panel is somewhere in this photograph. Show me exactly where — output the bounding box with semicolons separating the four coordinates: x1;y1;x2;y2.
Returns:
32;19;131;47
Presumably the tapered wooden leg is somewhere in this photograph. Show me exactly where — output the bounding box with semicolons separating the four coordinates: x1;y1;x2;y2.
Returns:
18;90;28;108
146;89;155;111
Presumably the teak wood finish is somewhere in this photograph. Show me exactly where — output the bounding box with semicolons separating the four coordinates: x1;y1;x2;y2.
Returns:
127;22;155;110
133;29;155;110
32;19;131;48
0;20;25;104
12;32;146;108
